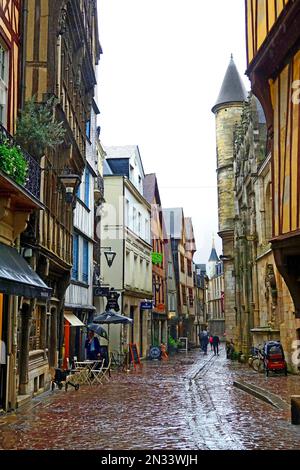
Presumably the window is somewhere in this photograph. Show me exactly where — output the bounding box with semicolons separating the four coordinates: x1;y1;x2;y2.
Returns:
82;240;89;284
187;260;192;277
130;164;134;183
84;168;90;208
72;234;79;280
180;254;185;273
138;212;142;236
182;285;187;305
125;199;129;227
189;288;194;307
133;207;137;232
168;262;173;278
29;306;41;351
145;219;149;243
265;182;272;242
0;44;8;127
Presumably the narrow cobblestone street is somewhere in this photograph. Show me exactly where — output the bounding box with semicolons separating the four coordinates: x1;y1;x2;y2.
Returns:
0;348;299;450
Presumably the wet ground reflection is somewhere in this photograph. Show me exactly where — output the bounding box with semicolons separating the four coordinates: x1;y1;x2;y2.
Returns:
0;349;299;450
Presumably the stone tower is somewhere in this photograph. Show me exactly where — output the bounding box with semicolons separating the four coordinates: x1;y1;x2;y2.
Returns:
212;55;247;346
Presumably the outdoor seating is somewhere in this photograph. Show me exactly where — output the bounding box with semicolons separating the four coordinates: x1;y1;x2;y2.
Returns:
90;355;112;385
69;361;95;385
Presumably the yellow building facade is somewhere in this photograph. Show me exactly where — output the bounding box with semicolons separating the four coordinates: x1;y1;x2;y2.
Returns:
245;0;300;370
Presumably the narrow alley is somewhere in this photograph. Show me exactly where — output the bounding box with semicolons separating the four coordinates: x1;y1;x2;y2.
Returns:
0;350;299;451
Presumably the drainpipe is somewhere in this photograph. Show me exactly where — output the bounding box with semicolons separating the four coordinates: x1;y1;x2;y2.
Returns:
20;0;28;108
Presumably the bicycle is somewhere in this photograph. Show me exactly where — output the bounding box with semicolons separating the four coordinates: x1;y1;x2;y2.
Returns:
110;350;127;370
248;345;265;373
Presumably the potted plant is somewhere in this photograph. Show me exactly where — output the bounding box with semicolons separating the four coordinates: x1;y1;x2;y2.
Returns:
15;95;66;159
0;141;28;186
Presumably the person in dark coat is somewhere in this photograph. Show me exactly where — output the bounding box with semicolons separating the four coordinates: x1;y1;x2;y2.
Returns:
212;335;220;356
85;331;101;360
200;329;209;355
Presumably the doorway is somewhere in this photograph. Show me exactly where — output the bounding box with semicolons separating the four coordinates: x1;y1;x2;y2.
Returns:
130;306;135;344
139;310;143;357
0;294;8;410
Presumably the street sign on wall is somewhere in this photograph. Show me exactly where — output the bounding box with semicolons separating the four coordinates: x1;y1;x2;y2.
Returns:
94;286;110;297
140;301;153;310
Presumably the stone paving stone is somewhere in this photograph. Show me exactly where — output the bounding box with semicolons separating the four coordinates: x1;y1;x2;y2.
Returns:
0;349;299;450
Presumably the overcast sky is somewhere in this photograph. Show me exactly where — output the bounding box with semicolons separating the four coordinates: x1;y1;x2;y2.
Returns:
96;0;250;264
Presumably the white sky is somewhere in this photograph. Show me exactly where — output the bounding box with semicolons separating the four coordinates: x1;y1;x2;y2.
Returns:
97;0;250;264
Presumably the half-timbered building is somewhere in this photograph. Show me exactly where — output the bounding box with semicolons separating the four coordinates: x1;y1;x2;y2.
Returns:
245;0;300;367
0;0;52;411
18;0;101;399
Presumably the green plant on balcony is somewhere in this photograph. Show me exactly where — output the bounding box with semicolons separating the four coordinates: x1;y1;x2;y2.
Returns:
0;142;28;186
15;95;66;159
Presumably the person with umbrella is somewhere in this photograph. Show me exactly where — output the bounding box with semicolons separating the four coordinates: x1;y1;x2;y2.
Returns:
85;330;101;360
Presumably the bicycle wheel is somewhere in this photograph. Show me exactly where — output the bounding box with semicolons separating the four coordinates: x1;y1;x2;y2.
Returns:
258;360;265;373
252;358;260;371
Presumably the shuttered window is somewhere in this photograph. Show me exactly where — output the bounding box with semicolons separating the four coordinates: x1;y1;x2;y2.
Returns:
72;234;79;280
82;239;89;284
84;168;90;208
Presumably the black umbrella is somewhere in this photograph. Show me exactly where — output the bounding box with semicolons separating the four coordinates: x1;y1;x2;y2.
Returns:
93;311;133;325
87;323;109;340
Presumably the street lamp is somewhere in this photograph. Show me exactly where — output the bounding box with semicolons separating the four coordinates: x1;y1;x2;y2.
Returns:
41;167;81;204
153;277;161;293
57;173;81;203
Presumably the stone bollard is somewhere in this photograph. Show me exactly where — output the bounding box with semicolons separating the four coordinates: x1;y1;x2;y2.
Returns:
291;396;300;425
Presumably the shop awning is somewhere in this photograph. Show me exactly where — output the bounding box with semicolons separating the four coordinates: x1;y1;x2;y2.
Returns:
64;312;85;327
0;243;52;299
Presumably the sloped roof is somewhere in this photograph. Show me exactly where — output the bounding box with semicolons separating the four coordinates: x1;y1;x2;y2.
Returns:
184;217;197;253
103;159;113;176
253;96;266;124
212;56;247;113
104;145;146;178
163;208;184;240
208;246;219;263
143;173;161;206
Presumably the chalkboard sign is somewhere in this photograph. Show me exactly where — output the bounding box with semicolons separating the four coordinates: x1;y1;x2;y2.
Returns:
129;343;142;369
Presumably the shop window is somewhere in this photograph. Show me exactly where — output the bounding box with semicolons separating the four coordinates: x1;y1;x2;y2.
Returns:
34;377;38;393
39;374;44;389
29;307;41;351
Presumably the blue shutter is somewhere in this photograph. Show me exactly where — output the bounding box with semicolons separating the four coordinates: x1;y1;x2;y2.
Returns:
76;182;81;199
86;120;91;140
83;240;89;284
85;169;90;208
72;234;79;280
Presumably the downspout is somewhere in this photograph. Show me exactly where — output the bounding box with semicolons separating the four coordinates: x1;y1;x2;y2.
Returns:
20;0;28;109
122;177;125;355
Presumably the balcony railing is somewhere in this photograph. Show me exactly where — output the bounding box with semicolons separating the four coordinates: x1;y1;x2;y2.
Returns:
0;124;41;200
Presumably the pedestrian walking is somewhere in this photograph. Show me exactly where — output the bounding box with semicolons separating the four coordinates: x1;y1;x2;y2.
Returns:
85;330;101;360
200;329;209;355
209;335;213;351
212;335;220;356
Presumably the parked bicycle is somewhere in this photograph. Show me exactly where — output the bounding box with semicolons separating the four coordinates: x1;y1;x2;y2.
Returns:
110;350;128;371
248;345;265;373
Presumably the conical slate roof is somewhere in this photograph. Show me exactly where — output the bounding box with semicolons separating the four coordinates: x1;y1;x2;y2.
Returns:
208;246;219;263
212;55;247;113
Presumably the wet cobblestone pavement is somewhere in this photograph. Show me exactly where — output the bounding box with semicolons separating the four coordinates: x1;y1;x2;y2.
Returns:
0;348;299;450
